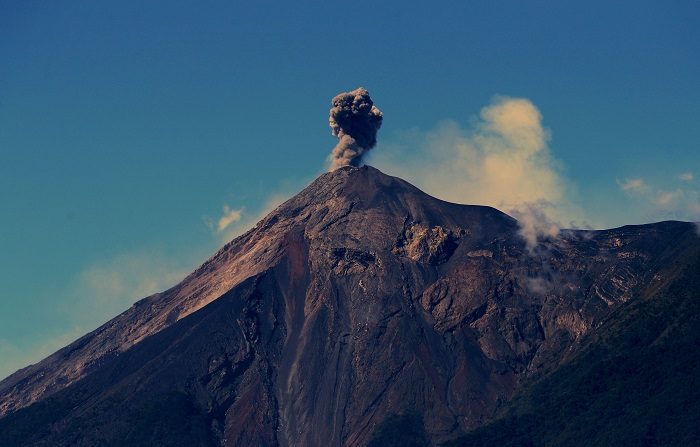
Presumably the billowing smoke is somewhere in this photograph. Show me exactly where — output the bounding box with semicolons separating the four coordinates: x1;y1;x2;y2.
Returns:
328;87;383;170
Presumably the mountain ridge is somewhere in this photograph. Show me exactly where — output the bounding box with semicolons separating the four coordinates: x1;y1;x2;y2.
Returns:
1;165;698;446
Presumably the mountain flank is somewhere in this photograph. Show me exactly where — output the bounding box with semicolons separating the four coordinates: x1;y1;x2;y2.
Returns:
1;166;698;446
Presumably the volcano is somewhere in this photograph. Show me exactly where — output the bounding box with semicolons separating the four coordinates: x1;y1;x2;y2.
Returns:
1;166;699;446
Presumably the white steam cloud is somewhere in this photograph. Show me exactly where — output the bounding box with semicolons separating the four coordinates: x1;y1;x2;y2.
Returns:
373;96;580;250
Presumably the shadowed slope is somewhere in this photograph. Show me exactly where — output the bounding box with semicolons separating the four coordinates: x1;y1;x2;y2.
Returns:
446;229;700;447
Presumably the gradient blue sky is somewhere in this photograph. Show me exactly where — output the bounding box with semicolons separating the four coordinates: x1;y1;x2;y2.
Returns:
1;1;699;378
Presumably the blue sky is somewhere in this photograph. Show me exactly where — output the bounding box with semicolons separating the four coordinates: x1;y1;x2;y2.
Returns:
1;1;699;378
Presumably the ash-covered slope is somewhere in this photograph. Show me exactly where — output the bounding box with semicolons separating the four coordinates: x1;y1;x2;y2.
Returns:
0;166;698;446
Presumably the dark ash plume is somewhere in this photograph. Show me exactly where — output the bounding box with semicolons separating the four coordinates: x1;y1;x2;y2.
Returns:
328;87;383;170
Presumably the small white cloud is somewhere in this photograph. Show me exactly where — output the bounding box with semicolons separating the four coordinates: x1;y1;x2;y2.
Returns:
205;173;317;245
218;194;288;242
217;205;244;232
618;176;700;223
204;195;293;244
618;178;649;193
679;172;694;182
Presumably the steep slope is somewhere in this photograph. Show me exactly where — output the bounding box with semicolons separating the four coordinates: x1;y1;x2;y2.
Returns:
0;166;698;446
446;229;700;447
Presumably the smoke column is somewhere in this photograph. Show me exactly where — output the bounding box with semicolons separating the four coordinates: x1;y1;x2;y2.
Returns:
328;87;383;170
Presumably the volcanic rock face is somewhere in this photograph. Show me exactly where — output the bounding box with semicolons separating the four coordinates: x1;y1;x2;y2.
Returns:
0;166;698;446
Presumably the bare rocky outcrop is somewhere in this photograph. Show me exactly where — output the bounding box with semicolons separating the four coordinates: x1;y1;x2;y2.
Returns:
394;222;464;265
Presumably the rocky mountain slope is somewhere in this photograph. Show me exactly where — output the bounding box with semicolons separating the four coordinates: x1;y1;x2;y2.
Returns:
445;230;700;447
0;166;698;446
